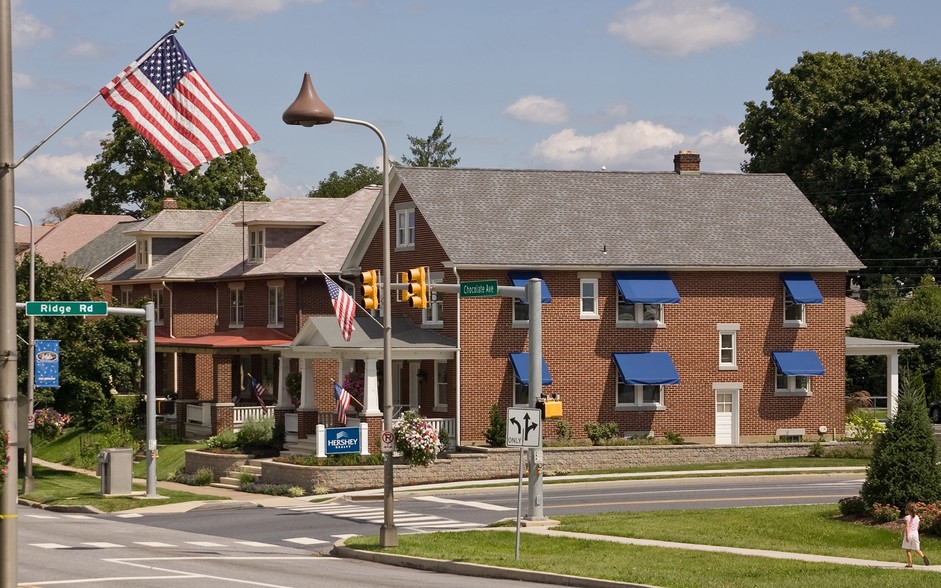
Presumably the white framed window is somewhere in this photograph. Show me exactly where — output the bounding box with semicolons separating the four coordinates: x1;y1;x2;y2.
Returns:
775;372;811;396
229;285;244;328
434;361;448;409
135;238;151;269
512;298;530;325
616;373;664;408
151;287;164;326
395;206;415;249
580;278;599;319
783;289;805;326
267;283;284;327
422;272;444;327
120;286;132;307
249;228;265;263
718;323;739;370
616;291;663;327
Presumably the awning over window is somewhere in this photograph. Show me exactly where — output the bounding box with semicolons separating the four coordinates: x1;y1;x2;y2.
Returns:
613;272;680;304
508;271;552;304
509;352;553;385
612;352;680;385
771;351;825;376
780;272;823;304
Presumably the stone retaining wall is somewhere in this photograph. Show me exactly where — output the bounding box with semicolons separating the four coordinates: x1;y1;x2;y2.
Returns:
186;442;834;493
184;450;251;479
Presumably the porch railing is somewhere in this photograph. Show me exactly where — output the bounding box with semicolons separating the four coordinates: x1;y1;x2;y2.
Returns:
233;405;269;426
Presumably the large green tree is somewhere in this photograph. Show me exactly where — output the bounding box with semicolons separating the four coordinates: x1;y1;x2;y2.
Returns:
82;112;268;218
308;163;382;198
16;256;144;427
401;116;460;167
740;51;941;284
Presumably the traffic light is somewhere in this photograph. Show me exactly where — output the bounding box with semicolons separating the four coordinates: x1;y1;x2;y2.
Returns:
398;271;411;303
361;269;380;310
407;266;429;309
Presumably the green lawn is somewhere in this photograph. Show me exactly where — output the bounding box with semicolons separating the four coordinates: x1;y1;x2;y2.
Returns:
346;505;939;588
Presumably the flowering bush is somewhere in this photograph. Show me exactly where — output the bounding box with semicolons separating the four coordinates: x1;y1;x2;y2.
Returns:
33;408;71;441
392;410;443;467
342;371;365;404
1;428;9;487
870;502;901;523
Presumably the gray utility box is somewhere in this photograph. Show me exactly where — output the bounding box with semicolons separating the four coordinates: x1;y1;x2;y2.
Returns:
97;448;133;496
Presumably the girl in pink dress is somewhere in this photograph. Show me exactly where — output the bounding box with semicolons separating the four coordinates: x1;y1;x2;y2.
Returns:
902;503;930;568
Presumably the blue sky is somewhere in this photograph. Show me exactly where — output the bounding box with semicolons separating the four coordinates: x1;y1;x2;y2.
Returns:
10;0;941;218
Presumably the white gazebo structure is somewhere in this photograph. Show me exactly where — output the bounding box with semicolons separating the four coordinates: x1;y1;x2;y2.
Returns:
846;335;918;417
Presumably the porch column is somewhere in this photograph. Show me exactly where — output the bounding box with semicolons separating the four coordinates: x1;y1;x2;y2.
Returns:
299;359;317;410
887;352;900;417
408;362;420;411
276;355;292;409
363;358;381;417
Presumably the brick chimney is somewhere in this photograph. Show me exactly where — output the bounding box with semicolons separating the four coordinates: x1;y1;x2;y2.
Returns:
162;197;179;209
674;150;701;175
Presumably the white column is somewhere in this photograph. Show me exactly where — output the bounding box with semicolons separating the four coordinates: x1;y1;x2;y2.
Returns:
360;421;370;455
300;359;316;410
276;356;292;409
887;352;900;417
408;362;420;410
316;424;326;458
364;358;381;417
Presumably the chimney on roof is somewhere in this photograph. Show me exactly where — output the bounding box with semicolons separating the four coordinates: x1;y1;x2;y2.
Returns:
162;197;178;209
674;150;701;175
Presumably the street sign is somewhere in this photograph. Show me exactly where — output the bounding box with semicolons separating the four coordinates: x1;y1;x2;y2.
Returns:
380;430;395;454
25;301;108;316
506;407;541;448
460;280;498;297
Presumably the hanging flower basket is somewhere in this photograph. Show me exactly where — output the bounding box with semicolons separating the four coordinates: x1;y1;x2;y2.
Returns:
392;411;443;467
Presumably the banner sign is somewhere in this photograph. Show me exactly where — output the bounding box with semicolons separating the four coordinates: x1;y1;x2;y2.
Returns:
325;426;361;455
34;340;60;388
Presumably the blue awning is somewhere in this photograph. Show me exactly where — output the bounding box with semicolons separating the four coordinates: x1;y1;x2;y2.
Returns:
509;352;553;385
613;272;680;304
771;351;825;376
508;271;552;304
612;352;680;385
780;272;823;304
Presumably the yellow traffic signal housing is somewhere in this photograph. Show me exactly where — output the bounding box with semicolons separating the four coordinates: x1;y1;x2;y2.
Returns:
407;266;429;309
398;271;411;303
361;269;380;310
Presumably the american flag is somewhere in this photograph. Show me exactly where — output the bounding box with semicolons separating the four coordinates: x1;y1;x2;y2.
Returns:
251;377;267;414
334;382;352;426
325;275;356;342
100;32;259;174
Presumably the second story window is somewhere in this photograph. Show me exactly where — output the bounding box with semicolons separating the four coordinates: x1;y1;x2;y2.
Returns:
617;292;663;325
120;286;132;307
151;287;164;326
396;207;415;249
136;238;151;269
580;278;599;319
249;228;265;263
230;285;244;327
718;323;739;370
268;283;284;327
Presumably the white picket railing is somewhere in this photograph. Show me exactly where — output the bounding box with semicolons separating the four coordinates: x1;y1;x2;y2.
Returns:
233;405;269;426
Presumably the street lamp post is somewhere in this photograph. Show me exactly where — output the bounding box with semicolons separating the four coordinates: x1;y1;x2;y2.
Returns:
14;206;34;493
283;72;397;547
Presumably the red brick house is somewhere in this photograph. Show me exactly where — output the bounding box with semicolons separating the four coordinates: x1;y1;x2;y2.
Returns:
318;152;864;445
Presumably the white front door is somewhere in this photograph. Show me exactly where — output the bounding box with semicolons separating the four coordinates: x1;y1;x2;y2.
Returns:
715;390;735;445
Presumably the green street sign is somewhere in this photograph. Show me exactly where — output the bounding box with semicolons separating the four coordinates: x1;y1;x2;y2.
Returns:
460;280;498;298
25;301;108;316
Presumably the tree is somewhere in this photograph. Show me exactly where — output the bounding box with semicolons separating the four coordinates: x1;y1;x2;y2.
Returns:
740;51;941;284
16;256;144;427
860;376;941;509
308;163;382;198
82;112;268;218
44;199;83;223
401;116;460;167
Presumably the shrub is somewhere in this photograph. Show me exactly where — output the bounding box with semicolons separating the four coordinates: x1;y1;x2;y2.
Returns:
33;408;72;441
240;482;306;497
276;453;383;466
393;411;442;467
584;422;619;445
838;496;866;516
437;428;450;451
845;409;885;444
845;390;873;413
483;405;506;447
235;415;275;448
870;502;901;523
555;419;573;441
808;441;824;457
204;429;239;450
168;467;214;486
819;443;872;459
663;431;684;445
861;376;941;509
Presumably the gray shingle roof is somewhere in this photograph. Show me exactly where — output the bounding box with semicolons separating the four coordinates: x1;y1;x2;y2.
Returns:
393;167;862;270
62;219;142;277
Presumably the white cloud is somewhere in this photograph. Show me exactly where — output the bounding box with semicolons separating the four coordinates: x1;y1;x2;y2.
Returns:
63;39;105;60
608;0;757;59
845;6;896;29
14;153;96;216
686;126;747;172
170;0;323;20
530;120;685;168
504;96;570;125
12;72;37;90
11;0;53;48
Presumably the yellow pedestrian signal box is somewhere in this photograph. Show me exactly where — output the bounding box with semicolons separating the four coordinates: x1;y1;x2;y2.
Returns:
398;271;411;303
361;269;380;310
407;266;429;309
537;394;563;419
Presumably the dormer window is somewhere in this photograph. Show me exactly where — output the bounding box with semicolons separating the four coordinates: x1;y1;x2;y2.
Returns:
135;238;151;269
249;228;265;263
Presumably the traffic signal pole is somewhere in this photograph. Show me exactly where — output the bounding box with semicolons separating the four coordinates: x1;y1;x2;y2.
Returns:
526;278;545;520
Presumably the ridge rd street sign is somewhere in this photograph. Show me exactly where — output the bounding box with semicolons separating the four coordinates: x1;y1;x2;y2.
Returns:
460;280;498;297
25;301;108;316
506;407;541;448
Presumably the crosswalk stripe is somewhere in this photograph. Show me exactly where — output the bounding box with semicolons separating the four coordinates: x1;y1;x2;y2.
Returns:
414;496;515;511
82;542;124;548
134;541;176;547
115;513;144;518
31;543;69;549
280;502;485;530
285;537;329;546
234;540;277;547
186;541;226;547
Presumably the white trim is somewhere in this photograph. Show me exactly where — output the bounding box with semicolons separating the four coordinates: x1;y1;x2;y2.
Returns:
579;278;599;319
248;228;265;263
395;206;416;250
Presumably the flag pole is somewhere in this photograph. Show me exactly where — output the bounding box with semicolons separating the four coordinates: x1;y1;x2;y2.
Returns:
319;269;383;328
11;20;185;169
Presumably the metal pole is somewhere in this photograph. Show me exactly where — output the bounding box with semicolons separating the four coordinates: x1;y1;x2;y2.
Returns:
0;0;20;583
333;116;396;547
14;207;34;493
143;302;157;497
526;278;544;520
